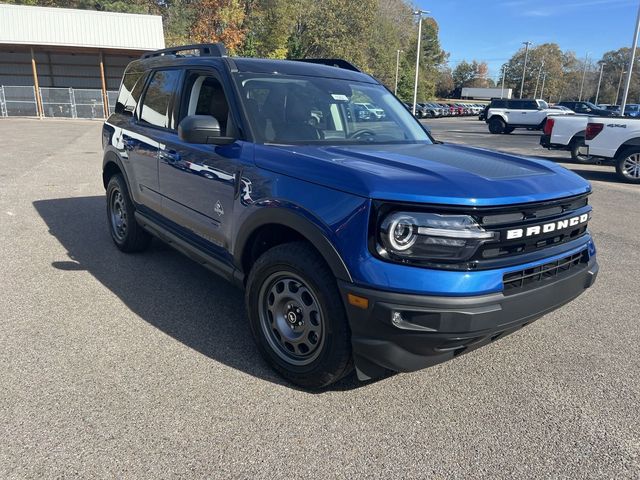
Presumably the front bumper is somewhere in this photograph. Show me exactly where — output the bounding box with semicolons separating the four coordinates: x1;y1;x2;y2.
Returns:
340;255;598;380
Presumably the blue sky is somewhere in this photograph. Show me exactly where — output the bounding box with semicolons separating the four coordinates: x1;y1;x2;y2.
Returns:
415;0;640;79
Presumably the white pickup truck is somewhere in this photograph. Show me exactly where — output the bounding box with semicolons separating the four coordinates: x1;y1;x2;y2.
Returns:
540;115;592;163
585;116;640;183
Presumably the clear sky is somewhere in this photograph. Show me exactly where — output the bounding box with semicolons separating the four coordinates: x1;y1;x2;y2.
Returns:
415;0;640;79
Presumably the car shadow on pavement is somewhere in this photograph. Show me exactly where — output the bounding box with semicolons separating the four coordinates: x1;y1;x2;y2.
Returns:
33;196;363;392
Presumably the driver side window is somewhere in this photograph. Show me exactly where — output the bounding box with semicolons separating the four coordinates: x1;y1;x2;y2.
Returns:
182;72;234;136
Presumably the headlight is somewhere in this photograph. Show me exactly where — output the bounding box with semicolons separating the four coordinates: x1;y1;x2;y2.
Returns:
378;211;498;263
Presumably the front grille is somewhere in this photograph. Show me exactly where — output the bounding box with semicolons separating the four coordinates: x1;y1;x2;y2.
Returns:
502;250;587;295
472;193;591;264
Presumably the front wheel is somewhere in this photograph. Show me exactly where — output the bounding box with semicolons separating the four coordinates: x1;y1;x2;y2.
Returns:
615;147;640;184
503;126;515;134
245;242;353;389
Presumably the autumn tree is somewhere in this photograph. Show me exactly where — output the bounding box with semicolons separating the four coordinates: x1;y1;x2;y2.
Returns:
190;0;247;54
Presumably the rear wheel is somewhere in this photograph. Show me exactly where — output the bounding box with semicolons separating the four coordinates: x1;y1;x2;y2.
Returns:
488;117;505;134
106;174;151;252
245;242;353;389
615;147;640;184
571;138;593;164
503;126;515;134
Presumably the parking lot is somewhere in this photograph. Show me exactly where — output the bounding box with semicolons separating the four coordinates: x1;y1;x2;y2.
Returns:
1;117;638;478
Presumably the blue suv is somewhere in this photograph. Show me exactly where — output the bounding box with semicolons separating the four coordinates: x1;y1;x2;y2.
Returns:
102;44;598;389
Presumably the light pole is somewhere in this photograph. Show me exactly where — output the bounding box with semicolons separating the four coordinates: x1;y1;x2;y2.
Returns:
519;41;532;99
394;49;403;95
595;61;605;105
578;52;590;101
621;2;640;116
501;65;507;98
617;67;628;104
412;9;429;116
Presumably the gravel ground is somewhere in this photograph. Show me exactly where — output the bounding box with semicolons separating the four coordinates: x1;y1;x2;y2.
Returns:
0;117;638;479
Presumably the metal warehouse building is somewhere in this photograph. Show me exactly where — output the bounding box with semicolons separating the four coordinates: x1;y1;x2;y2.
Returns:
0;4;164;118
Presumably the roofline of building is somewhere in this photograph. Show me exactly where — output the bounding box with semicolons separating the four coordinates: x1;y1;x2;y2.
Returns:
0;3;163;21
0;43;154;56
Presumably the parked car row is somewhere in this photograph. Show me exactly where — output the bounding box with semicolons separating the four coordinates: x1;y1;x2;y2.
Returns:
405;102;488;119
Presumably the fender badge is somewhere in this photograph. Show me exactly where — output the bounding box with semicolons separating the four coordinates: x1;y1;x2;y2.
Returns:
214;201;224;217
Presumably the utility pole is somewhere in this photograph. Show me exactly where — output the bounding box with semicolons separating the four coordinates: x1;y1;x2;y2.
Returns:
534;60;544;98
595;61;606;105
579;52;590;101
412;10;429;116
501;65;507;98
540;73;547;100
394;49;403;95
621;2;640;116
617;67;627;104
519;41;532;99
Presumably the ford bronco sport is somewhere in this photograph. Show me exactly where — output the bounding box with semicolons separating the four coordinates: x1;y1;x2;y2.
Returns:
102;44;598;389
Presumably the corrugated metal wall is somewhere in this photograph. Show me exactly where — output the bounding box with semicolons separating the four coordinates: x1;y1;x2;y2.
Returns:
0;50;137;89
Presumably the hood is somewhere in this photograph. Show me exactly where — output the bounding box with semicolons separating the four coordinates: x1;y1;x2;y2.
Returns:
254;142;591;207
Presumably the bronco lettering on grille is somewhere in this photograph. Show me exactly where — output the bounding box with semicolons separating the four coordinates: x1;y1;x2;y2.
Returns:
506;213;589;240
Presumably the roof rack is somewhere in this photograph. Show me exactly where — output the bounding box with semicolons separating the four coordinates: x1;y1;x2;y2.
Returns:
295;58;362;73
141;43;227;59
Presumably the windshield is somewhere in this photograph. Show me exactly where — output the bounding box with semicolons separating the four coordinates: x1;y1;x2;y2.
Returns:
234;73;431;145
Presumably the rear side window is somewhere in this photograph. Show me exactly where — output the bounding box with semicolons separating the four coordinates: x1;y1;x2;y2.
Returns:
140;70;182;129
115;70;146;116
490;99;507;108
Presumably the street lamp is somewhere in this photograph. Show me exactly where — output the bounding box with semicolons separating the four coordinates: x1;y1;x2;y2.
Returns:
394;49;403;95
578;52;590;101
595;61;606;105
519;41;532;99
412;9;430;116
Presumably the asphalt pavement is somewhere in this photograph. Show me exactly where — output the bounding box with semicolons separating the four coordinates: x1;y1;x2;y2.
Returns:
0;117;638;479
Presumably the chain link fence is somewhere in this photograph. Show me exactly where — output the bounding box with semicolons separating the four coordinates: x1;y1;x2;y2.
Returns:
1;86;39;117
0;86;117;119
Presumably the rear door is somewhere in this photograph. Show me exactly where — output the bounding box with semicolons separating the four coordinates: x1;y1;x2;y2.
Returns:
124;69;182;213
519;100;543;125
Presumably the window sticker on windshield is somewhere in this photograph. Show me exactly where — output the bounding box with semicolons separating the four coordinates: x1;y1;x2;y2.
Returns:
331;94;349;101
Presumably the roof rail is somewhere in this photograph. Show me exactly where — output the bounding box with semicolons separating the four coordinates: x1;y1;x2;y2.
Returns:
295;58;362;73
141;43;227;59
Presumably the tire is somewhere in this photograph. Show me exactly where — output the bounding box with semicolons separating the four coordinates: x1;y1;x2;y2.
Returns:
503;126;515;134
106;173;152;252
539;119;547;131
570;138;593;164
488;117;506;134
245;242;353;389
615;147;640;184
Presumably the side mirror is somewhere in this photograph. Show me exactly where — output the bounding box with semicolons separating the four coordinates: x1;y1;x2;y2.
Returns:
178;115;235;145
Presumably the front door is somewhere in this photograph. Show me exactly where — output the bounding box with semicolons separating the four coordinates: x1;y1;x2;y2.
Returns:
157;69;244;258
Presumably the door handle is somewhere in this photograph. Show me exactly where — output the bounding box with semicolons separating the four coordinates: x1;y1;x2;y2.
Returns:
122;137;135;150
159;149;180;163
